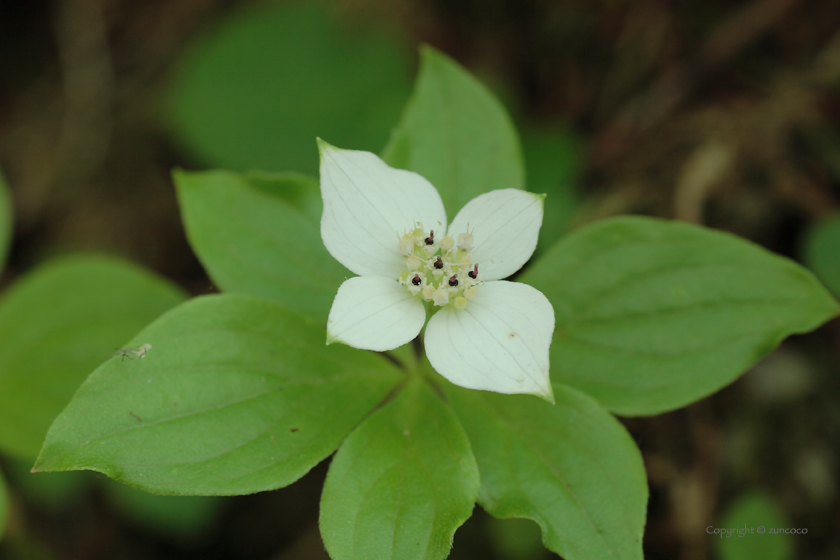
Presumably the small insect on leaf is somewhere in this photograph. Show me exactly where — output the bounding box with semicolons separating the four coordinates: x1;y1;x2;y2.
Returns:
111;343;152;362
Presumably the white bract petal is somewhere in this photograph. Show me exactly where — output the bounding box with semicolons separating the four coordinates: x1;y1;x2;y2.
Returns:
319;140;447;277
447;189;544;281
327;276;426;351
425;280;555;401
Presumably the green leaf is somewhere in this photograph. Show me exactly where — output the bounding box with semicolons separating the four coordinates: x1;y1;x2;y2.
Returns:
445;382;647;560
0;170;12;272
715;493;794;560
521;128;582;255
0;255;188;458
175;169;348;323
803;212;840;296
169;3;410;174
0;469;7;542
522;217;840;416
244;170;323;223
320;378;478;560
34;294;402;496
382;46;525;218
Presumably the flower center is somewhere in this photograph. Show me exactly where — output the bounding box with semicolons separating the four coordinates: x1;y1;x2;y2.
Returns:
397;224;480;309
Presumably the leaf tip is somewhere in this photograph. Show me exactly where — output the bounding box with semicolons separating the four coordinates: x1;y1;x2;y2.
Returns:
418;43;437;59
170;166;191;182
418;44;454;71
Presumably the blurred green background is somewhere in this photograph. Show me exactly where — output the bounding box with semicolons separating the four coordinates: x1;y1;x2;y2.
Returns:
0;0;839;558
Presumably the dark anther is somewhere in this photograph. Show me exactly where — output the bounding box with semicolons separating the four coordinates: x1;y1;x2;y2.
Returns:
468;264;479;279
449;275;459;287
434;256;444;269
411;274;422;286
424;230;435;245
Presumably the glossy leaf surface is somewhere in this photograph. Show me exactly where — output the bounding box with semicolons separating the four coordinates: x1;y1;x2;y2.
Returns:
175;170;348;324
321;378;478;560
382;47;525;218
34;295;402;496
446;382;647;560
522;217;840;415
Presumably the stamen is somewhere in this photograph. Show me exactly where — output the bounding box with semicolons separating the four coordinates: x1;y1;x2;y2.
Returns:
422;285;435;301
407;254;424;271
432;287;450;306
396;224;481;309
398;235;414;257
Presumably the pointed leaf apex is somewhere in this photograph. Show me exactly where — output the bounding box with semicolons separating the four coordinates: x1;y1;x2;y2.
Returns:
418;43;438;58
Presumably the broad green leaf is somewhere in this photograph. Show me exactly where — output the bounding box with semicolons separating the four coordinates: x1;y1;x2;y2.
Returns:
0;255;187;458
803;213;840;296
34;294;402;496
445;382;647;560
522;217;840;416
382;46;525;218
175;170;348;323
715;493;794;560
169;3;410;174
320;378;478;560
244;170;323;222
105;480;222;536
0;170;11;272
0;469;7;542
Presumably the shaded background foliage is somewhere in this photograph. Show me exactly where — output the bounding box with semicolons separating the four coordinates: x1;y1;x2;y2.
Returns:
0;0;839;559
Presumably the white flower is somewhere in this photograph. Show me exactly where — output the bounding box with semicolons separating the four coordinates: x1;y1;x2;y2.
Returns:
318;139;555;402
